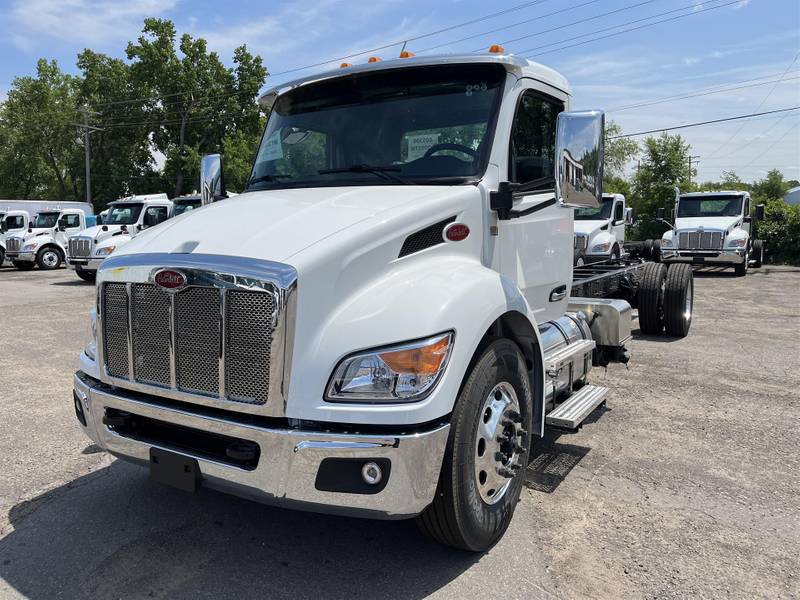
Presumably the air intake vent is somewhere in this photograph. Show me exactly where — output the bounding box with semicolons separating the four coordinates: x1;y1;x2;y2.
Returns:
399;217;456;257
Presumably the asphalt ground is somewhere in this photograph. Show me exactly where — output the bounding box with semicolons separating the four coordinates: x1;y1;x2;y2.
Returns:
0;263;798;599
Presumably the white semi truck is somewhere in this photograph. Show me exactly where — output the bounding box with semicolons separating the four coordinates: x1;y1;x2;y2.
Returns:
66;194;172;282
5;206;92;270
573;192;633;266
72;51;694;551
659;189;764;276
0;210;31;266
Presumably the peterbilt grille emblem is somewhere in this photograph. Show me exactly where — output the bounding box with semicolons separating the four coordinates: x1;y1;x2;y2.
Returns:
154;269;186;290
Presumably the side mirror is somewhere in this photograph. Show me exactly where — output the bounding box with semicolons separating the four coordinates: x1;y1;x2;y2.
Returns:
755;204;765;221
137;224;144;231
656;207;665;220
200;154;227;206
58;225;66;232
625;207;634;225
554;110;604;208
102;225;108;232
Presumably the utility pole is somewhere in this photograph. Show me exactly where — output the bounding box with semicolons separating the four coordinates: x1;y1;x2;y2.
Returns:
71;106;103;205
688;155;700;186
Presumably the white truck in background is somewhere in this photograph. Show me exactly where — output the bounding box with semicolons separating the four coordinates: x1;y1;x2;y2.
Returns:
1;210;31;266
5;206;93;270
659;189;764;276
170;194;202;217
572;193;633;266
66;194;171;282
73;51;694;552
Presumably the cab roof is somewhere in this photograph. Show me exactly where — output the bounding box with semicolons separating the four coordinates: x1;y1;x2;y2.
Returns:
260;52;570;109
681;190;749;197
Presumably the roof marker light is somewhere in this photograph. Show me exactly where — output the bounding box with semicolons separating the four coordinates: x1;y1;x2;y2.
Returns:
399;50;415;58
488;44;506;54
340;62;352;68
368;56;382;63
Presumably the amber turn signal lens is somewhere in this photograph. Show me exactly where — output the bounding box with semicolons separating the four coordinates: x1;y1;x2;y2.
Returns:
379;336;451;375
488;44;506;54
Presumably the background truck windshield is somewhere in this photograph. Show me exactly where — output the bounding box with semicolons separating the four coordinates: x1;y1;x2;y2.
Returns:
172;201;200;216
678;195;743;217
106;203;144;225
574;197;613;220
33;212;59;228
248;63;506;190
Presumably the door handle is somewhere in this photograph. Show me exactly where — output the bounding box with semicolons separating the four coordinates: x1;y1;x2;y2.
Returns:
549;285;567;302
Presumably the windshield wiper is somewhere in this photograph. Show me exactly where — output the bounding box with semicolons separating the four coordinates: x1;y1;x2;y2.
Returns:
516;175;555;193
318;164;410;185
246;174;291;189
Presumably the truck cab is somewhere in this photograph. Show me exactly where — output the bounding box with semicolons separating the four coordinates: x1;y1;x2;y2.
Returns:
72;51;690;551
572;193;632;265
6;208;87;270
170;194;202;218
660;190;764;276
66;194;171;282
0;210;31;266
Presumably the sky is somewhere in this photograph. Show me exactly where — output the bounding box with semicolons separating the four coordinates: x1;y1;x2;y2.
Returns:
0;0;798;184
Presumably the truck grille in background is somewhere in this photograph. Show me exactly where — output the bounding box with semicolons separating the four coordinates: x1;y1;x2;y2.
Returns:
574;235;587;251
678;231;723;250
7;238;21;252
101;282;276;405
69;238;92;258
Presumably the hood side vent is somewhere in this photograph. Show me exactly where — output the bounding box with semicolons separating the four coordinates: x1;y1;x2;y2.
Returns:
399;216;456;258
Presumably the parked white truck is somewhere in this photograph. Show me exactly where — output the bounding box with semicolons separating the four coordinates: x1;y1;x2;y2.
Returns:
0;210;31;265
573;192;633;265
66;194;172;282
5;206;92;270
659;189;764;276
72;51;694;551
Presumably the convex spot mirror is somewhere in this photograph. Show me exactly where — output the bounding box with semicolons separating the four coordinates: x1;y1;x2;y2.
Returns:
555;110;604;209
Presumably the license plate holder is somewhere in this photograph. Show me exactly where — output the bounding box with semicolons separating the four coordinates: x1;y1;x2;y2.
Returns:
149;448;199;493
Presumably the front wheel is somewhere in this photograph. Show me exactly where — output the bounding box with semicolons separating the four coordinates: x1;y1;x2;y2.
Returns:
416;339;533;551
36;247;62;270
734;252;749;277
13;260;34;271
75;267;96;283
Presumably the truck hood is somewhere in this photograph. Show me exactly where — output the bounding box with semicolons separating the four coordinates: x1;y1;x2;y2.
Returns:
17;229;54;242
573;220;607;236
114;186;467;263
675;216;740;232
77;224;124;241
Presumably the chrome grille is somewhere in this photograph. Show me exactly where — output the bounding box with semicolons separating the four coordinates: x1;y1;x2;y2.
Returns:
678;231;723;250
101;281;280;407
69;238;92;258
574;235;587;251
175;287;220;396
7;237;21;252
103;283;130;379
131;284;171;387
225;290;274;404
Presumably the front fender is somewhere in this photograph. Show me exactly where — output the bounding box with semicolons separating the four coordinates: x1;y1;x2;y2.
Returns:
287;256;544;426
586;231;616;255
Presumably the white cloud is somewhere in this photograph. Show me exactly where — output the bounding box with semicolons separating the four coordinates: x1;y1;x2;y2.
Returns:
8;0;178;50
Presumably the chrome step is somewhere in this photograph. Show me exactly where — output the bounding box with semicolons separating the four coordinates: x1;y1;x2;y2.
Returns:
545;384;608;429
544;339;595;375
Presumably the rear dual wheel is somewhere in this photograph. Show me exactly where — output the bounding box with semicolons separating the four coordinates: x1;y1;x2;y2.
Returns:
417;339;532;552
638;262;693;337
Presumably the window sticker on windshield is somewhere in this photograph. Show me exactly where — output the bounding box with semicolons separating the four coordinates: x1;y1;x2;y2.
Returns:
465;82;488;96
260;131;284;161
406;133;440;161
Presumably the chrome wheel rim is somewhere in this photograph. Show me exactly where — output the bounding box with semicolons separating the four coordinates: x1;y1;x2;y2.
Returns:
474;382;523;505
42;251;59;267
576;257;585;267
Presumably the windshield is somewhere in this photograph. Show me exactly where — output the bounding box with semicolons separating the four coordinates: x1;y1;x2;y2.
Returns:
678;195;743;218
574;197;613;221
172;200;200;216
33;212;59;228
106;203;144;225
248;64;506;190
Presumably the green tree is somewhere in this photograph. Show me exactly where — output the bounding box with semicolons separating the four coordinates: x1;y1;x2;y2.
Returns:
603;120;638;180
630;133;692;239
751;168;789;202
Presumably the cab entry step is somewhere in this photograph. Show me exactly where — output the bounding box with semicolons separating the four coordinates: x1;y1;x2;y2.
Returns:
545;384;608;430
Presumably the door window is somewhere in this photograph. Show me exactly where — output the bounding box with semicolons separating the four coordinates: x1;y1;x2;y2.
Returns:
509;91;563;186
614;202;624;223
59;214;82;229
144;206;169;227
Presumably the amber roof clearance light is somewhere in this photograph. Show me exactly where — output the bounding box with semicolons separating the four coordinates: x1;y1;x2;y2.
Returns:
488;44;506;54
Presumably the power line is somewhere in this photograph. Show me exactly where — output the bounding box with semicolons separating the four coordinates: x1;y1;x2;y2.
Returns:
741;121;800;170
608;107;800;138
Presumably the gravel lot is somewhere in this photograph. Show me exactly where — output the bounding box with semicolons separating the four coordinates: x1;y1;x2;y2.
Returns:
0;263;798;599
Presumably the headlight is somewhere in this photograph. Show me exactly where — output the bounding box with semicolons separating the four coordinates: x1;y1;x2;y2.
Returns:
591;242;611;253
726;238;747;248
660;237;673;248
22;242;39;251
326;332;453;402
84;309;97;361
96;246;115;256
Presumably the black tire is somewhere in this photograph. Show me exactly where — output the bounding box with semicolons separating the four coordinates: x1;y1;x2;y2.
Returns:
663;264;693;337
574;251;586;267
638;262;667;335
75;267;96;283
13;260;34;271
734;251;749;277
652;239;662;263
36;246;63;270
611;244;620;262
643;239;654;260
750;239;764;268
416;339;533;552
0;248;5;266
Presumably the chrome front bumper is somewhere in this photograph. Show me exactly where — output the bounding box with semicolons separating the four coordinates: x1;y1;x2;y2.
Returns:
73;371;449;519
661;248;745;265
67;257;104;271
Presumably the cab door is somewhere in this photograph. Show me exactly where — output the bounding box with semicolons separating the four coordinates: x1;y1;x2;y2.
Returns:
498;88;570;323
611;199;626;245
56;212;83;247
